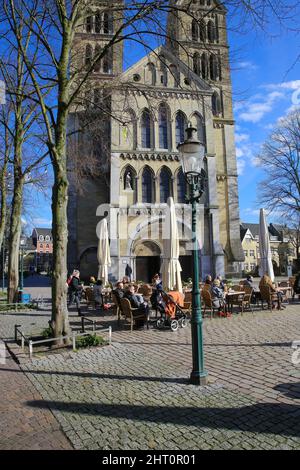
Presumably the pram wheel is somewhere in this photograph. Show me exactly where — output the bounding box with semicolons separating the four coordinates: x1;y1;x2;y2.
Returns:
156;318;164;329
170;319;179;331
180;318;187;328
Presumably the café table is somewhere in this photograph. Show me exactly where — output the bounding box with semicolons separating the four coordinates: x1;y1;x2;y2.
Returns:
226;290;246;314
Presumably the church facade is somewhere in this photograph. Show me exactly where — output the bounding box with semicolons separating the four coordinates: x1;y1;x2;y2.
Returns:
67;0;244;282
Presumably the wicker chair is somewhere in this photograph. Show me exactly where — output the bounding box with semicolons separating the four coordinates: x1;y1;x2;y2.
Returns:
201;289;218;318
231;284;243;292
120;298;148;332
182;291;192;316
111;292;122;320
230;287;254;315
85;287;95;309
259;285;278;311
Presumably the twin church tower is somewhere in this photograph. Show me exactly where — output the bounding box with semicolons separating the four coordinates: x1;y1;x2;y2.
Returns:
67;0;244;282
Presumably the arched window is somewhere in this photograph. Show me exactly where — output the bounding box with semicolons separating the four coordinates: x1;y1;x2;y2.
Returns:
160;167;172;203
212;91;222;116
210;54;218;81
85;44;93;68
195;113;206;144
141;109;152;149
95;12;101;33
147;62;156;85
159;55;168;86
214;15;219;42
170;65;180;87
177;169;186;203
175;112;187;146
201;53;208;79
142;167;154;203
199;20;206;42
159;103;169;150
103;12;113;34
86;15;93;33
94;44;102;72
103;49;113;73
207;20;216;42
193;52;200;75
192;19;199;41
123;109;137;150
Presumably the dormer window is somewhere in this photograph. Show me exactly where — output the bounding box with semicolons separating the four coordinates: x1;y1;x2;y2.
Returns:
39;235;44;242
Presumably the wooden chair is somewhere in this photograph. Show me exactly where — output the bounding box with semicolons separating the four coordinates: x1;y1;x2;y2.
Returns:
180;291;192;316
201;289;218;318
231;284;243;292
259;285;278;311
230;287;254;315
120;298;148;332
111;292;122;320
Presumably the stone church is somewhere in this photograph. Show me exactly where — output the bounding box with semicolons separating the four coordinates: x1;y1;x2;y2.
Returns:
67;0;244;282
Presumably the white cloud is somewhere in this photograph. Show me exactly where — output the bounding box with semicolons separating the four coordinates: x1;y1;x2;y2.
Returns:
242;208;260;218
32;218;52;227
236;61;258;71
237;91;285;123
264;80;300;91
235;132;249;144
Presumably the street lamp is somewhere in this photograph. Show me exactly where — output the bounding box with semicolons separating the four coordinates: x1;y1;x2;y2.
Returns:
178;124;208;386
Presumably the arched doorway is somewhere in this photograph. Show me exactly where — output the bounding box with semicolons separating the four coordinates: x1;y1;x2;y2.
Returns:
134;241;161;282
79;247;98;281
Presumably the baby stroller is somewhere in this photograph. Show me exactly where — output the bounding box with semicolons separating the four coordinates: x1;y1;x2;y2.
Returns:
156;290;188;332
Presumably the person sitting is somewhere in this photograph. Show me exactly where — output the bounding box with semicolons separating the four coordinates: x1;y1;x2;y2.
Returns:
216;275;226;291
202;275;212;291
243;275;254;288
89;276;96;287
93;280;103;309
259;273;284;310
114;281;125;301
122;276;130;285
211;279;228;317
124;284;149;326
150;274;165;313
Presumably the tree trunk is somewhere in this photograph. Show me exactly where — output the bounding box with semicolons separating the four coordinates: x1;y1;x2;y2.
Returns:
50;121;71;341
0;166;7;253
8;175;23;303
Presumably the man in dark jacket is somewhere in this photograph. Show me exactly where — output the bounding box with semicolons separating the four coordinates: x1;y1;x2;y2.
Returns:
69;270;83;315
294;272;300;297
125;284;149;323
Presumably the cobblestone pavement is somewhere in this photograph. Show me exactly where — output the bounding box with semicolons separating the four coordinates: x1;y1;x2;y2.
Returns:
0;302;300;449
0;353;72;449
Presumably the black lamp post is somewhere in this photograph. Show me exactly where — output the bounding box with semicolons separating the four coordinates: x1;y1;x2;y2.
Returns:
178;124;208;386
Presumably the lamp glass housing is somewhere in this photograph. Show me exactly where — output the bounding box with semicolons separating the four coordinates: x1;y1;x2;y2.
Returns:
177;127;205;177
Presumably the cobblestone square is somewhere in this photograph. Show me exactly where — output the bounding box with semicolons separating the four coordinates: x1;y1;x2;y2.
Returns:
0;302;300;449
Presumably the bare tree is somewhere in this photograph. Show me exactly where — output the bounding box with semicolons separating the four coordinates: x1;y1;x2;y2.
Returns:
0;105;12;255
0;24;49;302
257;109;300;219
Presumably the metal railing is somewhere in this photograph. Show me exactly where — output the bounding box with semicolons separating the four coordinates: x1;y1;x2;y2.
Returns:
14;323;112;359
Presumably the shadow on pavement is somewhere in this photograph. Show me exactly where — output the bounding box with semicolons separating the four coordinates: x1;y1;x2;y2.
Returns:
25;400;300;437
274;383;300;399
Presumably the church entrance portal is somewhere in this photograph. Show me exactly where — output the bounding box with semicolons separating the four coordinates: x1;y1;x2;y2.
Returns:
136;256;161;283
133;240;161;282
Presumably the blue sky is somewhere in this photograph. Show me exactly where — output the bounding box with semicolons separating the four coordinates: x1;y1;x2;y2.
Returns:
24;8;299;232
229;24;299;224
